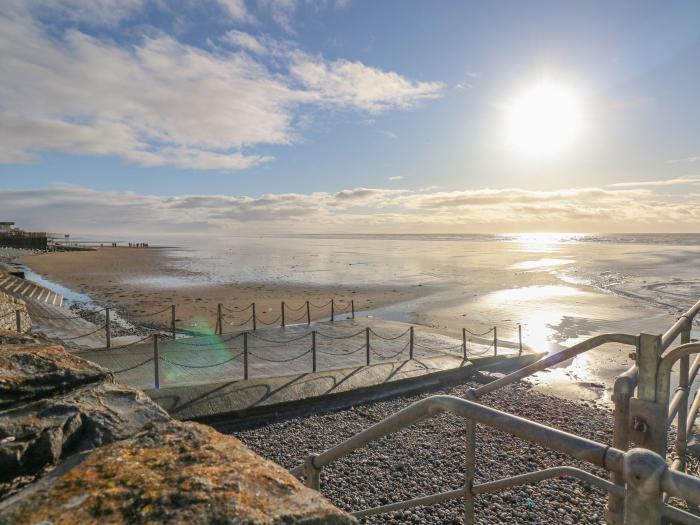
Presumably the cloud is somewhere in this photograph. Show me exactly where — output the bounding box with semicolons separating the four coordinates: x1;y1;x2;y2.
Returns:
3;182;700;235
289;54;442;112
0;9;442;171
605;177;700;188
215;0;256;23
388;175;404;181
255;0;350;33
667;156;700;164
27;0;145;26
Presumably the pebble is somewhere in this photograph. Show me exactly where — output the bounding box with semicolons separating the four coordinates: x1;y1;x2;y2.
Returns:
233;381;699;524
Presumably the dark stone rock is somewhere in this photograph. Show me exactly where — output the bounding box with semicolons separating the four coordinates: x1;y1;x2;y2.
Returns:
0;381;169;483
0;420;356;524
0;344;111;409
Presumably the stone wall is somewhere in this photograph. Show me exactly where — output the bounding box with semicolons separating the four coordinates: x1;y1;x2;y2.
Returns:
0;289;30;333
0;344;355;524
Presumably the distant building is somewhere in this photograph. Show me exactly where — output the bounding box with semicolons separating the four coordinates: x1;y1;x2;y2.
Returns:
0;222;48;250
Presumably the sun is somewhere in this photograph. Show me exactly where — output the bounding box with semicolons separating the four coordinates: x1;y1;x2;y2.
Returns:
506;82;582;157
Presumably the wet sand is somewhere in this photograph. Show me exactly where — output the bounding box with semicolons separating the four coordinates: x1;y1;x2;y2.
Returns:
17;234;700;404
19;247;421;333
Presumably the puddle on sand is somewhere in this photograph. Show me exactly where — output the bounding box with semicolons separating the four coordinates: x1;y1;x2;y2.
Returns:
509;258;574;271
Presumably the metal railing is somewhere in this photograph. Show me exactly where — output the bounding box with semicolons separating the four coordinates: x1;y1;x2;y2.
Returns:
288;298;700;524
107;321;525;388
290;396;700;524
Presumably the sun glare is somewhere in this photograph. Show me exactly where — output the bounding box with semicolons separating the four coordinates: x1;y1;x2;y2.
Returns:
506;82;582;157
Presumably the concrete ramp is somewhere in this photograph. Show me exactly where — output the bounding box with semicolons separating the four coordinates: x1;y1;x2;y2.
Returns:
147;353;542;428
0;272;63;306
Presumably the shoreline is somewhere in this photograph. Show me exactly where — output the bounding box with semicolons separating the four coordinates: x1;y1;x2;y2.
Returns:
17;247;426;334
14;240;689;406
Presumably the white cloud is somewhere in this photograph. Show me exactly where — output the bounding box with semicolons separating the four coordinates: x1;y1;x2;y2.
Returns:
289;54;442;112
667;156;700;164
0;9;442;171
388;175;404;181
605;177;700;188
3;183;700;235
216;0;256;23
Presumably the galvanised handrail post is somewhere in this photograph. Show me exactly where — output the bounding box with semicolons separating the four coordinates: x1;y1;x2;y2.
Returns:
607;363;638;524
675;328;691;472
623;449;666;525
629;333;667;457
463;390;477;525
305;454;320;490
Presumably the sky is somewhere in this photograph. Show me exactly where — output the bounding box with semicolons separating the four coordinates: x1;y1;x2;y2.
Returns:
1;0;700;235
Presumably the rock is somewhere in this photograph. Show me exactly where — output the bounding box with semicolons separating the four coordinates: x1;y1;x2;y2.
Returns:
0;344;111;409
0;382;169;482
0;420;356;524
0;329;41;347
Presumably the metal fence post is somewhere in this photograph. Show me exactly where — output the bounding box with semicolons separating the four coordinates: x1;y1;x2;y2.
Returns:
105;307;111;349
306;300;311;326
366;327;370;366
464;390;477;525
312;331;317;373
331;299;334;322
518;324;522;356
630;333;666;457
409;326;414;360
493;327;497;356
677;328;691;471
217;303;222;335
15;310;21;333
608;364;637;523
462;328;467;359
243;331;249;380
171;305;176;340
351;300;355;319
281;301;285;328
153;334;160;389
623;448;666;525
252;303;257;331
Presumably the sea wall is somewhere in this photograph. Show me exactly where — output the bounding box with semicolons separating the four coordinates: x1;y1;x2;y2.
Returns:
0;343;355;524
0;290;30;333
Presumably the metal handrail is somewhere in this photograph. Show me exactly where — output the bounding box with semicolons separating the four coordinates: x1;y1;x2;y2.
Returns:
471;333;637;399
661;299;700;351
290;395;624;478
289;395;700;522
352;466;623;518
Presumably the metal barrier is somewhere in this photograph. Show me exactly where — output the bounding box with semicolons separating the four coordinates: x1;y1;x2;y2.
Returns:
288;299;700;524
116;321;521;389
289;395;700;524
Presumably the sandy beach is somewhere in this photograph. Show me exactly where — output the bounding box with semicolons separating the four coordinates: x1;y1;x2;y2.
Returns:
19;246;419;333
16;233;700;403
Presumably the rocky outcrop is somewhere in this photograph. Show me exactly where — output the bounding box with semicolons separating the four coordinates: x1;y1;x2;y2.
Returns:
0;382;169;481
0;344;111;409
0;421;353;524
0;343;355;524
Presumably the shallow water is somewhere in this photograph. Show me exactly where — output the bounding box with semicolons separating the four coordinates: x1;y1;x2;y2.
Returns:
30;232;700;401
